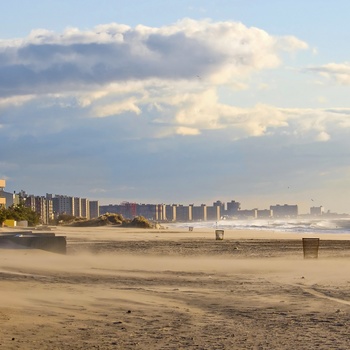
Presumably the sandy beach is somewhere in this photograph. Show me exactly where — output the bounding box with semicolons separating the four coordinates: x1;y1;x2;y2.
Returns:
1;226;350;349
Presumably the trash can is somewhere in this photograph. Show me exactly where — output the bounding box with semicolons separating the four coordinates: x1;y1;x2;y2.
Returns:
189;227;193;231
302;238;319;259
215;230;224;240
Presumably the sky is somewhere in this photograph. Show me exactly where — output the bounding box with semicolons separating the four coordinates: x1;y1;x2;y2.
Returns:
1;0;350;214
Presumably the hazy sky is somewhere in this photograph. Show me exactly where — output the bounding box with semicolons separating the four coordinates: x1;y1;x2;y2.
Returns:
1;0;350;214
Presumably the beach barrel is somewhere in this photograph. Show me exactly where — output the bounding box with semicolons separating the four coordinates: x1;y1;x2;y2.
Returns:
302;238;320;259
215;229;224;240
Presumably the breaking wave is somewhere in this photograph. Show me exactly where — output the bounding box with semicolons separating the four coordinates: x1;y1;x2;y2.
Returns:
170;218;350;234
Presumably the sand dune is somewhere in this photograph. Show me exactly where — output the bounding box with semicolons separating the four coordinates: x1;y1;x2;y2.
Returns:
0;227;349;349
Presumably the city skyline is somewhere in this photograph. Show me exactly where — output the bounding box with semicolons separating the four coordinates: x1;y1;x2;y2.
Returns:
3;184;339;217
1;1;350;214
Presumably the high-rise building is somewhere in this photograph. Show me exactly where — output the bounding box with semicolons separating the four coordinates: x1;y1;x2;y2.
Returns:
165;204;177;221
175;205;192;221
137;204;157;220
227;200;241;216
207;205;220;221
74;197;82;217
270;204;298;218
213;200;225;213
310;206;324;216
23;195;53;224
89;200;99;219
81;198;89;219
191;204;207;221
52;195;74;216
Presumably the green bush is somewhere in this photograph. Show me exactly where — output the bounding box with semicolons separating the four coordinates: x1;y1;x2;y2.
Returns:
0;202;40;226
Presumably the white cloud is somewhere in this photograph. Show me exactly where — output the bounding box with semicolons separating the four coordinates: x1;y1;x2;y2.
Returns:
89;188;107;194
0;95;35;108
1;19;323;143
316;131;330;142
93;97;142;117
306;62;350;85
0;18;307;98
176;126;201;135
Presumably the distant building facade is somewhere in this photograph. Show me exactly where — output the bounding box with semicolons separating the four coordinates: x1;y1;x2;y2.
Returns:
175;205;192;221
257;209;273;218
0;179;6;208
191;204;207;221
226;200;241;217
165;204;177;222
100;203;156;220
89;201;100;219
81;198;90;219
310;206;324;216
270;204;298;218
207;205;221;221
237;209;258;219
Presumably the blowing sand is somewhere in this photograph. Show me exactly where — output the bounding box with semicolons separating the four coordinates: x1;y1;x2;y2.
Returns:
0;226;350;349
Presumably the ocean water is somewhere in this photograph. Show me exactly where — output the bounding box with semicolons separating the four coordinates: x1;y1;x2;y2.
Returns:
168;218;350;235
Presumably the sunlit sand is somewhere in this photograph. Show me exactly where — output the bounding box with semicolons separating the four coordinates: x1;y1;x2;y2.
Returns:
1;226;349;349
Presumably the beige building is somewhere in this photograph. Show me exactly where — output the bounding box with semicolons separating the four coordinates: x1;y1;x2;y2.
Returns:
81;198;90;219
155;204;167;221
74;197;82;217
0;179;6;208
24;195;54;224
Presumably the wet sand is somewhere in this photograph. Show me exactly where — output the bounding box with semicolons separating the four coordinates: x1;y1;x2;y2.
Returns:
0;226;350;349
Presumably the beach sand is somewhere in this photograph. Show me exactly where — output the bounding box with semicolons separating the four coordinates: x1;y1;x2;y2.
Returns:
0;226;350;349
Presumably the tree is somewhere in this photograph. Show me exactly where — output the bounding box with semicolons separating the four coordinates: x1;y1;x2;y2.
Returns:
1;202;40;226
0;207;7;225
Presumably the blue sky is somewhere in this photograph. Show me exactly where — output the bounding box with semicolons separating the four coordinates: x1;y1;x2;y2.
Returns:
1;0;350;214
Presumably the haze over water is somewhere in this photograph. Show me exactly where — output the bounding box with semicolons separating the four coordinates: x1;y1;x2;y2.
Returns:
171;218;350;235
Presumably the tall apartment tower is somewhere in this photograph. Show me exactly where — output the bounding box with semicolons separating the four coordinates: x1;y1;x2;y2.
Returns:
35;197;48;224
155;204;167;221
165;204;177;221
137;204;157;220
73;197;82;217
81;198;90;219
89;200;99;219
52;195;75;216
227;200;241;216
207;205;221;221
310;206;324;216
191;204;207;221
175;205;192;221
24;195;53;224
270;204;298;218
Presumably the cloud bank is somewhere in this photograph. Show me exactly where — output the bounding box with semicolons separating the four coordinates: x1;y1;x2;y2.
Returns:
2;18;350;213
1;18;349;144
306;62;350;85
0;19;307;96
